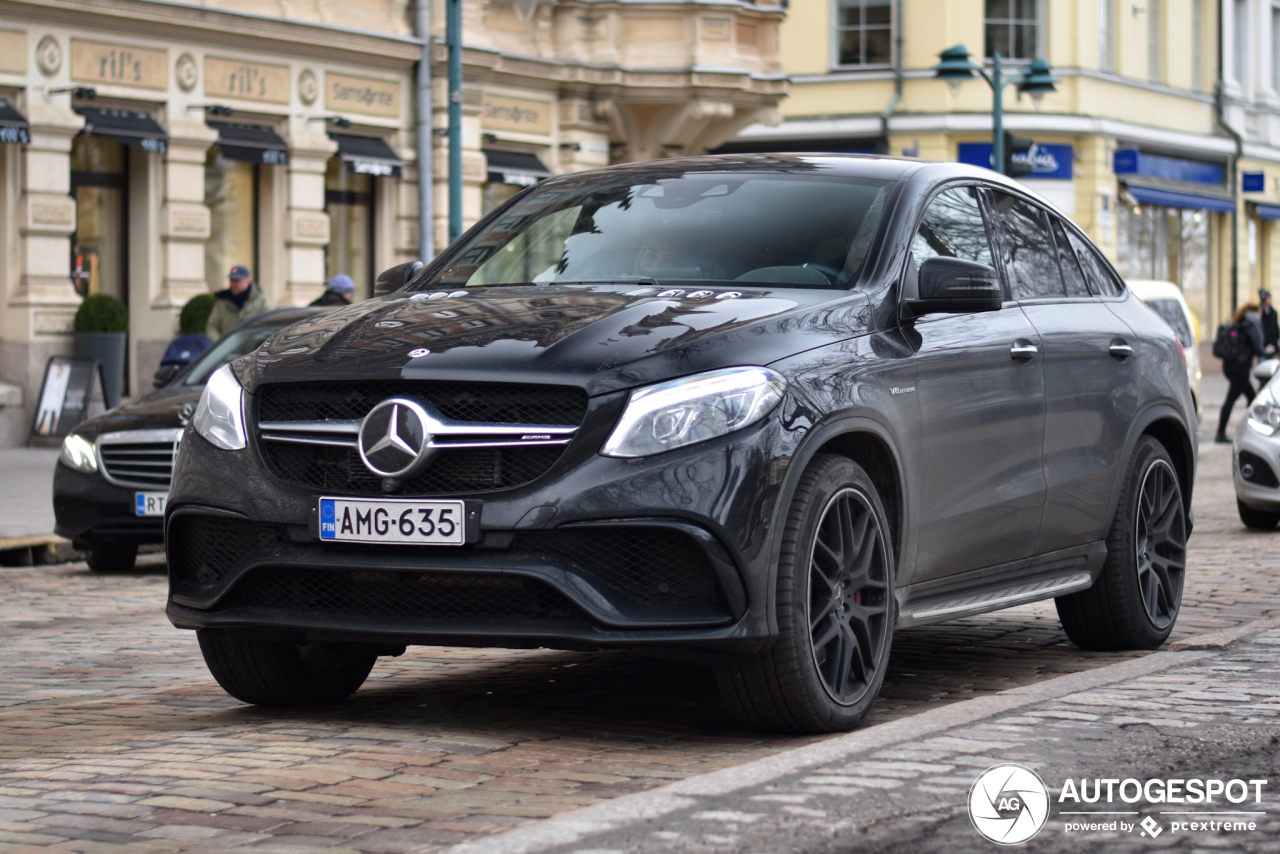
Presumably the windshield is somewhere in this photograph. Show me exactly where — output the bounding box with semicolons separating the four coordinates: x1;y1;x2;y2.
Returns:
181;326;285;386
420;173;892;291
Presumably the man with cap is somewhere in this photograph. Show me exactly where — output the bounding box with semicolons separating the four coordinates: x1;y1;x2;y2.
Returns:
1261;289;1279;355
206;265;270;341
311;274;356;306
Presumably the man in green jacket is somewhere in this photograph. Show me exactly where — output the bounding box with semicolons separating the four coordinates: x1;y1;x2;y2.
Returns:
206;265;270;340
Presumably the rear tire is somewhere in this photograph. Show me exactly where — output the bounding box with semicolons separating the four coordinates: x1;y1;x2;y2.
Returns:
1056;436;1187;650
716;454;894;734
197;630;376;707
86;543;137;573
1237;500;1280;530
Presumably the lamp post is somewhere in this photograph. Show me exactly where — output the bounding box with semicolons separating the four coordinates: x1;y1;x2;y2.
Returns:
933;45;1058;175
447;0;463;243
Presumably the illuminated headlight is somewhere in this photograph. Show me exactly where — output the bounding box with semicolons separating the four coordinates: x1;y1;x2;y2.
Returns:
60;433;98;473
1248;384;1280;436
192;363;247;450
601;367;786;458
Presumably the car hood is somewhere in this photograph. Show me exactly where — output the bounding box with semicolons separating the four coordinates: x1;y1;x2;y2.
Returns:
239;284;874;396
72;385;204;441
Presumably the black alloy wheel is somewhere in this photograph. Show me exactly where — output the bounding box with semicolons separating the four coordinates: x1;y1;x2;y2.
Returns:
1056;436;1187;650
807;487;891;706
1133;458;1186;631
717;454;895;733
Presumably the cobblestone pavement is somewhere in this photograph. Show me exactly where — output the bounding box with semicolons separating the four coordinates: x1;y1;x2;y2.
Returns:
0;376;1276;852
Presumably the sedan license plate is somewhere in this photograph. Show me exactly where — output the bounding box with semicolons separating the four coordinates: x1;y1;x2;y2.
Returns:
135;492;167;517
319;497;465;545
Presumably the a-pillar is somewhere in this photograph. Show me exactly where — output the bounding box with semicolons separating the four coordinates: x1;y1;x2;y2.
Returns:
0;104;81;432
283;133;335;307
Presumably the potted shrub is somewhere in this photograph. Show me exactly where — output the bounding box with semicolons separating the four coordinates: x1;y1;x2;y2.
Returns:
73;293;128;409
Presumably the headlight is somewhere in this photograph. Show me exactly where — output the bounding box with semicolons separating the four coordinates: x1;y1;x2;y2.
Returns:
1250;384;1280;436
601;367;786;458
60;433;98;473
192;363;247;450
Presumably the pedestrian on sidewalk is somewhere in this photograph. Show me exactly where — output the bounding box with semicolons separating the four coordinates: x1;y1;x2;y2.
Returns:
310;274;356;306
1261;289;1279;353
206;265;270;341
1216;302;1266;443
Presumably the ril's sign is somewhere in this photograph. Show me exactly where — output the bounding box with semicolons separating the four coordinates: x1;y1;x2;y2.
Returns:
957;141;1073;180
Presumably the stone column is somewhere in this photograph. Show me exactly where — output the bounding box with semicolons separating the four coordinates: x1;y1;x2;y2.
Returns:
283;132;336;307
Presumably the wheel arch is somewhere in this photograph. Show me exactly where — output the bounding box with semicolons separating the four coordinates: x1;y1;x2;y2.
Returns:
1115;404;1196;529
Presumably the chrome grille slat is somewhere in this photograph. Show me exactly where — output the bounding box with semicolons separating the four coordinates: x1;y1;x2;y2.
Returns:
97;428;182;490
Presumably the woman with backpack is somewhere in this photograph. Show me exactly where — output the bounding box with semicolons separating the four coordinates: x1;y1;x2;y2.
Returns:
1215;303;1267;443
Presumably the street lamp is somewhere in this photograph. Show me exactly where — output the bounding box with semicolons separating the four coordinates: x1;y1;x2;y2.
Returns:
932;44;1059;176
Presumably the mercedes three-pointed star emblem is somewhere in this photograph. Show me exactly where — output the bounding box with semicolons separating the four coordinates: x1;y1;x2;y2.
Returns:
357;398;434;478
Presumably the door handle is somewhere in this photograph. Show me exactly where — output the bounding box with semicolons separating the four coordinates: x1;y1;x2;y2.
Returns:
1109;341;1134;360
1010;341;1039;361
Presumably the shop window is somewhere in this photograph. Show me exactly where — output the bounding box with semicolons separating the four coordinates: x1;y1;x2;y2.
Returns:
70;137;127;305
985;0;1040;61
205;150;259;293
834;0;892;68
1116;203;1210;322
325;157;374;300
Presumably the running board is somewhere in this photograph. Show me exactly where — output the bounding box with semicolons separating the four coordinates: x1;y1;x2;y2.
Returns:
898;572;1094;627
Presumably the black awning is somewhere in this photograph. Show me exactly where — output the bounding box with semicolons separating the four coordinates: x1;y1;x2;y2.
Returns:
211;123;289;165
0;100;30;145
484;149;551;186
76;107;167;154
331;134;403;178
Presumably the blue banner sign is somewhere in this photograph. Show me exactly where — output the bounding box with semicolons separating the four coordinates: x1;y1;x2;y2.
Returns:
957;142;1073;179
1113;149;1225;186
1243;172;1266;193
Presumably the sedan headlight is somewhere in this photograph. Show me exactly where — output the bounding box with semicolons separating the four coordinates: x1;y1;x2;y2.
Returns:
192;363;247;450
1249;383;1280;436
601;367;786;458
60;433;98;473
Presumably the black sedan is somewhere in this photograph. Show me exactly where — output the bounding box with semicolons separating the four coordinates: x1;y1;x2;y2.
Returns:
165;155;1196;733
54;308;334;571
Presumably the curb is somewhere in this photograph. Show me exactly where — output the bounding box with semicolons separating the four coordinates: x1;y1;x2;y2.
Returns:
0;534;74;567
444;615;1280;854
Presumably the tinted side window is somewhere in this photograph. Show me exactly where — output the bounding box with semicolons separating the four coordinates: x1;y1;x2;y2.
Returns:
910;187;994;268
1050;218;1091;298
989;191;1066;300
1066;229;1126;297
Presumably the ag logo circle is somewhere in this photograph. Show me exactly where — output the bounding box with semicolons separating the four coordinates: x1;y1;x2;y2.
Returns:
968;764;1049;845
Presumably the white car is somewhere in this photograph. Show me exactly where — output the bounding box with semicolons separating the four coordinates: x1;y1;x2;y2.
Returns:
1127;279;1203;418
1233;359;1280;528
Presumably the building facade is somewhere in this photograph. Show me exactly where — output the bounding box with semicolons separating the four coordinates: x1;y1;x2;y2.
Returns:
727;0;1280;338
0;0;787;444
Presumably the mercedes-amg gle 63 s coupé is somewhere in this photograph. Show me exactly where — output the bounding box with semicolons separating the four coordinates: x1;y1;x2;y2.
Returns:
166;155;1196;733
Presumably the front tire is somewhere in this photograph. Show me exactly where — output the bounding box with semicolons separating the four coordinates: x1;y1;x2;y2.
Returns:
86;543;137;572
197;631;376;707
716;454;894;733
1056;436;1187;650
1237;500;1280;530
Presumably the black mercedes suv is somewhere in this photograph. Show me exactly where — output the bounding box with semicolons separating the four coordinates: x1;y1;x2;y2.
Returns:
166;155;1196;733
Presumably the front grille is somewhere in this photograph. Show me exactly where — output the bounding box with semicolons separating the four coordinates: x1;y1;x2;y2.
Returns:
168;515;286;593
262;443;565;495
258;382;587;426
99;435;180;489
223;567;585;622
512;528;721;607
1239;450;1280;487
254;381;587;495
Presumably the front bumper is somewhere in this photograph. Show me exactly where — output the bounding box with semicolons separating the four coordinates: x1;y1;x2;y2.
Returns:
53;462;164;547
165;402;793;656
1233;418;1280;511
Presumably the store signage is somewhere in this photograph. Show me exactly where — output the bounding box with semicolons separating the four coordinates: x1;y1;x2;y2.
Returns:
0;30;25;74
1113;149;1224;185
957;141;1073;179
70;39;167;90
1243;172;1266;193
325;73;400;118
205;57;290;104
482;94;553;135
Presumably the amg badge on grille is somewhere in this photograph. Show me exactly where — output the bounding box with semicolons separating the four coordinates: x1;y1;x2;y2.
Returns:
357;398;434;479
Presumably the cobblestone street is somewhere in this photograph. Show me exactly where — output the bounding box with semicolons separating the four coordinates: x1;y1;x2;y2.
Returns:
1;379;1277;852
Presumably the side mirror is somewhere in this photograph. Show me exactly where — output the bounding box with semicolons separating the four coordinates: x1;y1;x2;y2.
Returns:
373;260;425;297
152;363;182;388
1255;359;1280;382
905;256;1004;318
